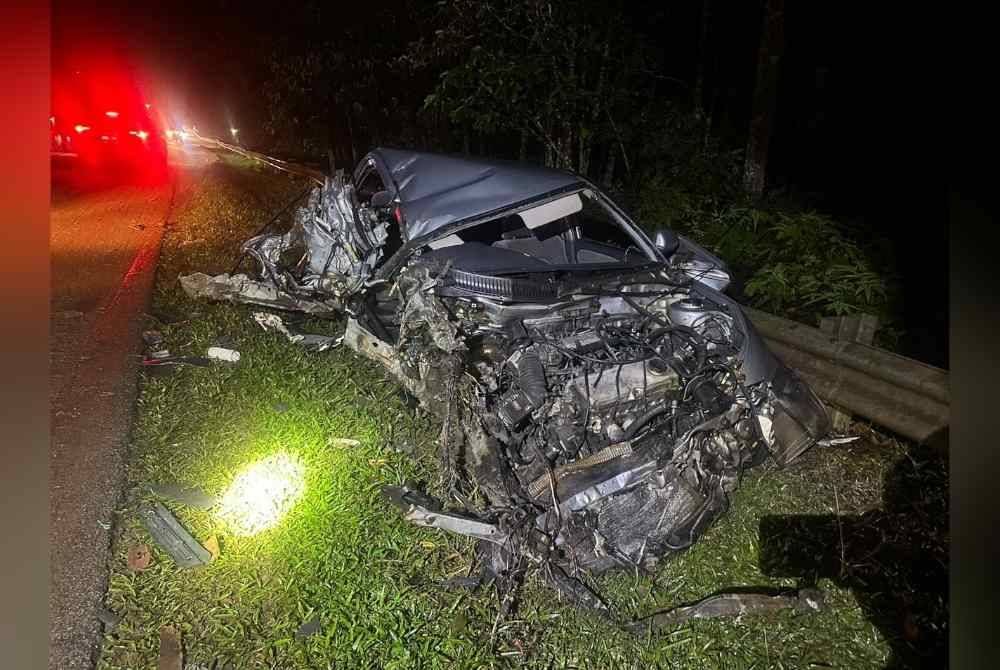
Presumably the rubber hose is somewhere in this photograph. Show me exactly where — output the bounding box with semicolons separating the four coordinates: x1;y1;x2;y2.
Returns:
516;349;547;407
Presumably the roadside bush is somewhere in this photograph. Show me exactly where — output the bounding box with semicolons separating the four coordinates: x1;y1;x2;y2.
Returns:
629;116;895;335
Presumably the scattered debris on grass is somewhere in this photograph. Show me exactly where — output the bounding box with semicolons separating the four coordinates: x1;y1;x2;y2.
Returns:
141;355;212;368
203;535;221;562
96;607;122;632
205;346;241;363
158;625;183;670
138;502;212;568
294;617;322;639
629;588;825;633
127;544;152;572
142;331;170;360
252;311;341;351
819;435;861;447
147;483;218;510
327;437;360;449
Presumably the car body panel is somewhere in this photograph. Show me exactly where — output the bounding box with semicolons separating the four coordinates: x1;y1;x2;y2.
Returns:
365;147;586;241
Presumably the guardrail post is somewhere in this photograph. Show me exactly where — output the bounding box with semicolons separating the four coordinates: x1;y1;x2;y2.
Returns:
818;314;879;432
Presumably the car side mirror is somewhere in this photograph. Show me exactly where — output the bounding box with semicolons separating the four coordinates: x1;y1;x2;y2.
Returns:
653;228;679;257
370;190;393;208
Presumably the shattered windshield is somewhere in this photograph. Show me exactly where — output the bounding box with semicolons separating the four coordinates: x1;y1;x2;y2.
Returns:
431;189;653;271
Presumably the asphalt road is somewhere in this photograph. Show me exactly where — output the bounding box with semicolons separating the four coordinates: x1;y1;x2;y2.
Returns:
49;145;215;670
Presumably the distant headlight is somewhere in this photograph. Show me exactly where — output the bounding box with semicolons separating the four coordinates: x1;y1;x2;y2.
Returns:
129;130;149;141
74;124;90;133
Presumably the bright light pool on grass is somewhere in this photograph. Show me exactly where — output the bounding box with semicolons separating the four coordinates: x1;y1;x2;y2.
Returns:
219;452;306;535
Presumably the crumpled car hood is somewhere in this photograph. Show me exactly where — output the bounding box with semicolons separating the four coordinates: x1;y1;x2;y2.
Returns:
369;147;583;241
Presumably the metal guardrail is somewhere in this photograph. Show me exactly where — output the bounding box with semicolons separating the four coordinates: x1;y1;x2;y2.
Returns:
746;308;949;444
198;138;950;445
184;132;326;184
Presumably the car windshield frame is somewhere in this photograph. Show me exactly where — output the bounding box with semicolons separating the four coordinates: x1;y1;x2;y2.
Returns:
375;183;662;280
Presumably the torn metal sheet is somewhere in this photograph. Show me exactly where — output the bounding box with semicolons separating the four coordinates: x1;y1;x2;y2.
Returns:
138;502;212;568
179;272;340;315
252;312;341;351
629;588;825;634
179;171;390;317
382;485;509;545
818;435;861;447
147;483;218;510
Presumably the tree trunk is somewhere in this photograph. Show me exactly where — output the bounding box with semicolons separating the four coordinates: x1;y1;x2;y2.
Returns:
693;0;713;119
704;86;718;150
602;143;616;187
345;109;357;166
743;0;785;197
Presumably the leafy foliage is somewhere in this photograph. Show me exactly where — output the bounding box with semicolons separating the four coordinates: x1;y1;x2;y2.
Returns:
630;113;894;330
419;1;652;170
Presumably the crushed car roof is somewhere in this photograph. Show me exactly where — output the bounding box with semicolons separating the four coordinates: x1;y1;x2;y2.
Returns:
369;148;584;241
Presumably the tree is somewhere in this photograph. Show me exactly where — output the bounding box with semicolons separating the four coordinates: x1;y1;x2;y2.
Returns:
414;0;659;181
743;0;785;197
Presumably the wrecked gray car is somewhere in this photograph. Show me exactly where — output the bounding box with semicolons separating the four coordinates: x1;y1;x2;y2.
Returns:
182;148;830;612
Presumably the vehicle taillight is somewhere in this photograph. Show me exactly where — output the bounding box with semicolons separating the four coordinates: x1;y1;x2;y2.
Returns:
74;124;90;133
129;130;149;141
105;110;119;118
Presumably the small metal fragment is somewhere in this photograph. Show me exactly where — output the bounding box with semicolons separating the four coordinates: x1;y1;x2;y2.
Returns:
206;346;241;363
628;588;826;634
138;502;212;568
96;607;121;632
328;437;361;449
382;485;509;545
147;483;218;510
252;311;341;351
142;356;212;368
818;435;861;447
295;616;321;639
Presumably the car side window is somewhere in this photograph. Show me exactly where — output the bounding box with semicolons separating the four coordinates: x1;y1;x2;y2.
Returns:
356;169;385;206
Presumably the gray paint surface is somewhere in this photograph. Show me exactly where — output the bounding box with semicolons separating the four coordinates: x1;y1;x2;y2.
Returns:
368;148;583;240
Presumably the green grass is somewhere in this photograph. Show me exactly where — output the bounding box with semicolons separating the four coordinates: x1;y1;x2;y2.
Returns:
98;161;909;669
